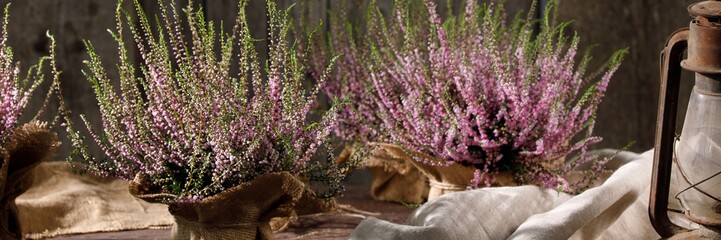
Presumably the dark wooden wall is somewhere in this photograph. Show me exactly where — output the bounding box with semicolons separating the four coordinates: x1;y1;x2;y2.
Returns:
2;0;697;162
5;0;132;158
556;0;697;152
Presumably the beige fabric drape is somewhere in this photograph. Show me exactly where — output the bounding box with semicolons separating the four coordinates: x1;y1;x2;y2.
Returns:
16;162;173;239
351;149;691;240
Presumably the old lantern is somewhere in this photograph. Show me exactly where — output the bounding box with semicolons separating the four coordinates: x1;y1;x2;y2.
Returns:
650;0;721;239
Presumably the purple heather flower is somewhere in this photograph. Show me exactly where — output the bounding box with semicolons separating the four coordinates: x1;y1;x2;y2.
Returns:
366;0;626;193
0;5;56;149
64;0;349;199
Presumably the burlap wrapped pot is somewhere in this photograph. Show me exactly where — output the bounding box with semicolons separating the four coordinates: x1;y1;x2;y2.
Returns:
130;171;336;240
0;122;59;239
337;143;429;204
378;144;517;200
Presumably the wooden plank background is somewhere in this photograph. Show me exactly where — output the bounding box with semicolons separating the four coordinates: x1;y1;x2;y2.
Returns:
2;0;698;168
556;0;697;153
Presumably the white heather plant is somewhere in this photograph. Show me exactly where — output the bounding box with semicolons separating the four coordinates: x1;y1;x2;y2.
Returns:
64;0;353;200
369;0;627;193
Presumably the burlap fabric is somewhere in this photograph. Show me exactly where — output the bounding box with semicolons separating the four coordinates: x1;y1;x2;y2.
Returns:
0;122;59;239
130;171;336;240
15;161;173;239
376;144;517;200
337;143;429;204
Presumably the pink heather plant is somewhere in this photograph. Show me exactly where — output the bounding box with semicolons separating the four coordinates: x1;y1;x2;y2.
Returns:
64;0;352;199
370;0;627;193
302;1;385;143
0;5;56;150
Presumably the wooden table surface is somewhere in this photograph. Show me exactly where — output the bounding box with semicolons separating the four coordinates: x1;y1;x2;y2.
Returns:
47;185;416;240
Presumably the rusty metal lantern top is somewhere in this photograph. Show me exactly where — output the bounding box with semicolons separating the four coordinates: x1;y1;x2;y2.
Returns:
682;0;721;75
688;1;721;20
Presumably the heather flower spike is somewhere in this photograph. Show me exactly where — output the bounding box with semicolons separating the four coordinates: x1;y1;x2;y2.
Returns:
368;0;627;193
64;0;352;200
302;1;386;144
1;3;59;151
0;7;61;238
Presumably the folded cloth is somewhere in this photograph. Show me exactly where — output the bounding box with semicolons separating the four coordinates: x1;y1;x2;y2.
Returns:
510;150;656;239
350;149;691;239
15;162;173;239
351;186;571;239
513;149;697;239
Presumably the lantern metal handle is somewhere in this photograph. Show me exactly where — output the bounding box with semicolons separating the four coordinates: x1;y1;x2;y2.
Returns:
649;27;690;238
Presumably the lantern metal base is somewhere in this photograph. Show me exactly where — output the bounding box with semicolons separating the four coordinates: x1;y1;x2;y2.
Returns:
668;209;721;240
686;209;721;228
668;227;721;240
698;226;721;240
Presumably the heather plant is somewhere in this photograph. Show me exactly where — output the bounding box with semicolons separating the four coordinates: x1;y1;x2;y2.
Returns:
301;1;384;143
0;7;60;238
0;4;57;151
370;0;627;193
63;0;353;200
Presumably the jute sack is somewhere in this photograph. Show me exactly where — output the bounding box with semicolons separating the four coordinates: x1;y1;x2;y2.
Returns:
0;122;59;239
130;171;336;240
377;144;516;200
337;143;429;204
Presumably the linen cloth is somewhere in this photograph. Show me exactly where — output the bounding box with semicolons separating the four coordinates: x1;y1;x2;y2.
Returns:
15;161;173;239
351;149;693;239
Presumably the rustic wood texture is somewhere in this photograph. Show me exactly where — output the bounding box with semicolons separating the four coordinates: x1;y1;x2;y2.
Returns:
555;0;697;152
2;0;136;158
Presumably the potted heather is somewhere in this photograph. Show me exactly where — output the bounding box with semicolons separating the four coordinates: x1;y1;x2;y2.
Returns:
370;0;627;199
63;0;354;239
301;1;429;204
0;5;60;239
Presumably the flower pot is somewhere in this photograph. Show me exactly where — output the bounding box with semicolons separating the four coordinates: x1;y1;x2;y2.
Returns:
337;143;429;204
413;160;516;200
130;172;336;240
378;144;518;200
0;122;59;239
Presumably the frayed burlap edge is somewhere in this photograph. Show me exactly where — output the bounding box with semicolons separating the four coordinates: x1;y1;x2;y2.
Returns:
377;144;519;200
337;143;430;204
0;122;59;239
130;172;337;240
